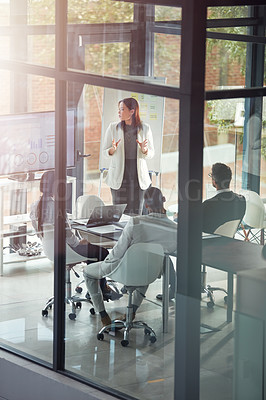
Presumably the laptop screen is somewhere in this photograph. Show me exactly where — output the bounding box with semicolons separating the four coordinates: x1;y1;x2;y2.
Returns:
87;204;127;226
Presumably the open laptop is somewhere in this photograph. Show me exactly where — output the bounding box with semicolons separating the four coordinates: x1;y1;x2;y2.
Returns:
73;204;127;228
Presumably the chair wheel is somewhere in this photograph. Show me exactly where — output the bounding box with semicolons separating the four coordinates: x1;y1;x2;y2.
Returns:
97;333;104;341
224;295;228;304
42;310;48;317
207;301;214;309
90;308;95;315
121;339;129;347
76;286;82;293
76;301;82;309
48;305;52;310
150;336;157;344
69;313;76;320
144;328;150;335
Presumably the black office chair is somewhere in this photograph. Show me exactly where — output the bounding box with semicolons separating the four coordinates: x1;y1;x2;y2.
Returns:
201;219;241;308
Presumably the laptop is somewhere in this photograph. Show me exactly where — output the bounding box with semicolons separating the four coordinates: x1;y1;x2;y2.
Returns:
74;204;127;228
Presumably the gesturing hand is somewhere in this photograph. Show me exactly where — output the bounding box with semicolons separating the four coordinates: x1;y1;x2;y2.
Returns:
136;139;148;155
79;238;90;245
109;138;121;155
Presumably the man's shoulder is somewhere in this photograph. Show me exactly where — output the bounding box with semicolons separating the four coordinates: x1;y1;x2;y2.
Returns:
135;213;176;227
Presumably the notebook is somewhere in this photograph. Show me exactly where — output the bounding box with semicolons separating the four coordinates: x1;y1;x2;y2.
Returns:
74;204;127;228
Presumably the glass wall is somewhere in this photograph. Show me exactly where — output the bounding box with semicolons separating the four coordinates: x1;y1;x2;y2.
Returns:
0;71;56;364
67;2;181;88
64;79;179;399
0;1;265;400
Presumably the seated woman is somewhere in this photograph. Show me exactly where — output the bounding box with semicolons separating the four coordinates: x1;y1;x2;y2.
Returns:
30;170;118;299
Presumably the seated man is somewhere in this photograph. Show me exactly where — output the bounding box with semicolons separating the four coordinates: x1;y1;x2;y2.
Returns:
83;186;178;327
203;162;246;233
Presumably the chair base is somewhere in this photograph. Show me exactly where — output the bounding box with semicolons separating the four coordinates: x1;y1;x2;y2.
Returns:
41;268;95;319
97;318;157;347
97;288;157;347
42;295;95;320
202;285;228;308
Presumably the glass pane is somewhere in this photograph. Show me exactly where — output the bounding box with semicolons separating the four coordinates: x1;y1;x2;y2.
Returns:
64;82;179;400
27;0;55;25
154;33;180;87
1;1;55;65
260;98;266;197
0;72;56;365
206;38;247;90
208;6;249;19
67;1;181;88
68;0;133;24
0;69;10;114
0;0;9;25
206;6;265;90
155;6;181;22
204;97;265;199
28;35;55;67
85;43;130;76
201;96;265;400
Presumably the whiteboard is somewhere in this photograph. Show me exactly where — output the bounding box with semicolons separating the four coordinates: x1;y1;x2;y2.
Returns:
99;85;165;174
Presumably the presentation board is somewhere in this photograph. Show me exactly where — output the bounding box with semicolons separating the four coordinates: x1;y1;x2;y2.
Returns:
0;110;75;176
99;86;165;174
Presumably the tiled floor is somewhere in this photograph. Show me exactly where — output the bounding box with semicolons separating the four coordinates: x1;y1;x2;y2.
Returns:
0;255;235;400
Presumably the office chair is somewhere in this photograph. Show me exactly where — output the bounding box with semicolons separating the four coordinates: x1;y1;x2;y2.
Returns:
97;242;165;347
74;194;118;295
202;218;241;308
41;225;96;320
75;194;104;219
239;190;266;245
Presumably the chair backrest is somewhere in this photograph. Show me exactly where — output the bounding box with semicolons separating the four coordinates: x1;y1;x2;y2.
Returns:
76;195;105;219
214;219;241;238
240;189;265;228
108;243;165;286
42;225;94;265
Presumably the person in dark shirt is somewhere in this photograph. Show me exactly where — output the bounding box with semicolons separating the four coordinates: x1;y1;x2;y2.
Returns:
202;163;246;234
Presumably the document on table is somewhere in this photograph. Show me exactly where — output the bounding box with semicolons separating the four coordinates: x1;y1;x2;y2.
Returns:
202;232;218;239
87;224;123;234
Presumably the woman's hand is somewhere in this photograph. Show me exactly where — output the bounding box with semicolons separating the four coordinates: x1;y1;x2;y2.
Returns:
136;139;148;155
109;138;121;155
79;238;90;245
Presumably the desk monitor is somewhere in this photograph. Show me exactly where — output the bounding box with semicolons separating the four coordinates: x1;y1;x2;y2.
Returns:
0;110;75;176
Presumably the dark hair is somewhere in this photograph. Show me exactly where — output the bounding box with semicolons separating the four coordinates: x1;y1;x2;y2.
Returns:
118;97;142;131
37;170;55;236
211;163;232;189
144;187;166;212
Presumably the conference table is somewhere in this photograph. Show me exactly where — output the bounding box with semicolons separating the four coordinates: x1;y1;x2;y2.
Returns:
202;235;266;323
73;220;266;331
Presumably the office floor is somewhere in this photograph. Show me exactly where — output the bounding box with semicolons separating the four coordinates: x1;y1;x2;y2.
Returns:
0;255;234;400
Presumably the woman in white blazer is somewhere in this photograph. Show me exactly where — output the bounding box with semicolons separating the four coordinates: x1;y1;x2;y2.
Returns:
102;98;154;215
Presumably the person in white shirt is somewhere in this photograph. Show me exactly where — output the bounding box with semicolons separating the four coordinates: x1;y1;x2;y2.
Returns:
103;97;154;215
83;186;177;328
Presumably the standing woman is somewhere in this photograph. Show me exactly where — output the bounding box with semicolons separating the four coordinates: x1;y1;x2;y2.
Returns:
102;97;154;215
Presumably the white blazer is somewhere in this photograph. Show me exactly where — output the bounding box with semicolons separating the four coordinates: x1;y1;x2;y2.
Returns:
102;122;154;190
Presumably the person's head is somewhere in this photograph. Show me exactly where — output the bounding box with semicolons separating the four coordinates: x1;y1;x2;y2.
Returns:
40;170;55;197
144;187;166;213
118;97;141;127
210;163;232;190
